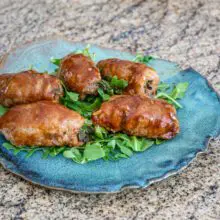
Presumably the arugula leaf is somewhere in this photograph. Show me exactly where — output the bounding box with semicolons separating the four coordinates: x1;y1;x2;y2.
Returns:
2;142;29;155
42;149;51;159
50;57;61;66
74;98;102;113
157;82;170;92
116;141;133;157
2;142;66;159
110;76;128;89
66;91;79;102
2;142;15;150
61;81;102;118
94;126;108;139
26;148;42;158
139;139;154;151
74;44;96;61
107;140;116;149
98;76;128;97
61;81;79;102
169;82;189;99
63;148;84;164
155;139;166;145
13;148;26;155
83;143;105;161
156;82;189;109
133;54;154;64
130;136;141;151
98;88;110;101
129;136;154;152
0;105;8;116
113;153;129;160
156;92;183;108
98;80;114;95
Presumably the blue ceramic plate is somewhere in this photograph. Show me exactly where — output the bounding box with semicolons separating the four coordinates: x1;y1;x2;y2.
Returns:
0;39;219;193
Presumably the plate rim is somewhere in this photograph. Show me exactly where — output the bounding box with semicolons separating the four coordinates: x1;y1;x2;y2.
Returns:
0;136;214;194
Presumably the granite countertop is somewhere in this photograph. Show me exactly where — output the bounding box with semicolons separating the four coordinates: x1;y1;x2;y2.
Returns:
0;0;220;219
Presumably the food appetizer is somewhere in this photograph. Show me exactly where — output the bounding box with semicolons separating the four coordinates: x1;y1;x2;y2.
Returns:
0;46;189;163
92;95;179;139
97;58;159;96
57;54;101;99
0;70;63;107
0;101;84;147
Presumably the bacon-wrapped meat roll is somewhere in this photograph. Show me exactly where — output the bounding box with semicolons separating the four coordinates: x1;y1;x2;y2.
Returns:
0;70;63;107
57;54;101;99
92;95;179;139
97;58;159;96
0;101;85;147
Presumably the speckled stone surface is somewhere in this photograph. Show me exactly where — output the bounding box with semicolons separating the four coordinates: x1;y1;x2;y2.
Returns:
0;0;220;219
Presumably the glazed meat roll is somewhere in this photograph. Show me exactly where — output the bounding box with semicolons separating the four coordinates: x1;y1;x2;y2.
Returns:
0;101;84;147
0;70;63;107
97;58;159;96
92;95;179;139
57;54;101;99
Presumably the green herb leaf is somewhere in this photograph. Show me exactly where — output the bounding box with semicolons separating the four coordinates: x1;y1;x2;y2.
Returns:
98;80;114;95
156;92;183;109
78;97;102;112
130;136;154;152
50;57;61;66
74;44;96;61
139;139;154;151
110;76;128;89
49;147;66;157
169;82;189;99
156;82;189;109
113;153;129;160
13;148;26;155
0;105;8;116
83;143;105;161
94;126;108;139
157;82;170;92
98;88;110;101
25;148;41;158
99;76;128;96
117;141;133;157
107;140;116;150
61;81;101;118
155;139;166;145
66;91;79;102
63;148;84;163
133;54;154;64
2;142;15;150
42;149;51;159
130;136;140;151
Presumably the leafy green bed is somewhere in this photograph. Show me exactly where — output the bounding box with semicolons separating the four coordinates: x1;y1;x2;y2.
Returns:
1;46;189;164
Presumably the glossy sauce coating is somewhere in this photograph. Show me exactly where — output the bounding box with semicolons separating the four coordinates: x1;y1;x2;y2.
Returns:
92;95;179;139
0;101;85;147
0;70;63;107
97;58;159;96
57;54;101;98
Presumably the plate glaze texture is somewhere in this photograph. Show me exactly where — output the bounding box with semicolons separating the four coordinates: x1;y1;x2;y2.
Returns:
0;39;219;193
